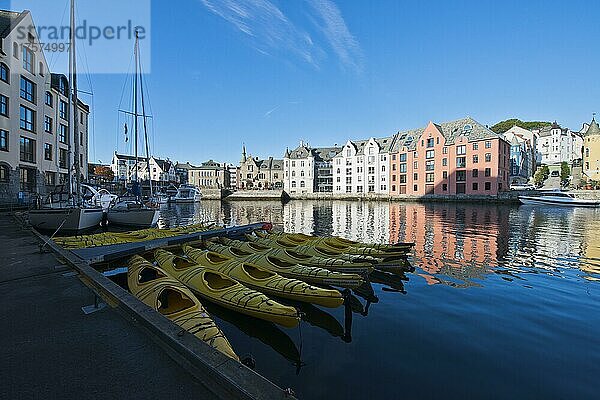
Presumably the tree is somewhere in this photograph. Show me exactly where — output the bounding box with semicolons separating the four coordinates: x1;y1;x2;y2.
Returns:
490;119;552;134
560;161;570;185
94;166;114;182
534;165;550;187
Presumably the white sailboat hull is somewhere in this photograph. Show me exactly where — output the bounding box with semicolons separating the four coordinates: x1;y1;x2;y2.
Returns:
28;207;104;233
107;208;160;227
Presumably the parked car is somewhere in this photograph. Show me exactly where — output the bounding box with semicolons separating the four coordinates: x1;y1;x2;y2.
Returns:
551;170;560;177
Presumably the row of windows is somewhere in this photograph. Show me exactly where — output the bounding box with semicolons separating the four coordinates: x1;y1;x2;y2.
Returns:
392;153;494;172
391;181;496;193
392;141;494;160
334;185;386;193
390;168;494;182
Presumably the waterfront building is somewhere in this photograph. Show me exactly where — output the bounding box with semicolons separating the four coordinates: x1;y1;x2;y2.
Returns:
535;122;583;166
582;116;600;181
283;142;341;194
503;126;536;185
238;146;283;189
388;117;510;196
174;162;192;184
332;137;396;194
111;153;176;184
0;10;90;204
188;159;230;189
227;164;239;189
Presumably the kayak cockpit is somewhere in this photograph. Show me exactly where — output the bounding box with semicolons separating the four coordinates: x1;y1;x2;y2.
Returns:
138;266;167;283
157;288;195;316
242;263;275;280
204;271;236;290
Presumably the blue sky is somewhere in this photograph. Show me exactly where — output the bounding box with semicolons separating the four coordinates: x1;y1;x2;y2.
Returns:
4;0;599;165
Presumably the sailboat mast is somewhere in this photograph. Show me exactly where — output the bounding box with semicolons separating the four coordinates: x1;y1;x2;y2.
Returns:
133;30;139;185
70;0;81;205
138;30;153;197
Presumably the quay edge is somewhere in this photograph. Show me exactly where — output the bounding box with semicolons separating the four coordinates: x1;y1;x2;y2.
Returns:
16;214;297;400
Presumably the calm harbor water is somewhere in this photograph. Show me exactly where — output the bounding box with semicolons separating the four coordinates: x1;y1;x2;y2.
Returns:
157;200;599;399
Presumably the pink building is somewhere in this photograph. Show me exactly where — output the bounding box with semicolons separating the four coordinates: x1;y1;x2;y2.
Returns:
389;117;510;196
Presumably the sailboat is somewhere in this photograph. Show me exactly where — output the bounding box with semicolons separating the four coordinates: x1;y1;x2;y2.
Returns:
29;0;103;233
106;30;159;228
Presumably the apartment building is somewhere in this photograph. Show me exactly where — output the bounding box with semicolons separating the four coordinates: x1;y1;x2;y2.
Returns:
582;116;600;181
239;146;283;189
283;142;341;194
174;162;192;184
227;164;239;190
0;10;90;204
188;159;230;189
535;122;583;166
111;152;176;184
332;137;395;194
389;117;510;196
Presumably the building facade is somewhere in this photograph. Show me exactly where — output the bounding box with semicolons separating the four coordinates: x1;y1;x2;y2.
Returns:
227;164;239;190
111;153;176;184
0;10;90;204
332;137;395;194
174;162;192;184
582;116;600;181
389;117;510;196
535;122;583;166
503;126;536;185
188;159;230;189
238;146;283;190
284;143;341;194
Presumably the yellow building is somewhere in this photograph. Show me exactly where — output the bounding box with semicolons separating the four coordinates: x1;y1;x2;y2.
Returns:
583;116;600;181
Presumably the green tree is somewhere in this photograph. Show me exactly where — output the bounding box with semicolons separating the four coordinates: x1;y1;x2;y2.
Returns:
534;165;550;187
490;119;552;134
560;162;571;185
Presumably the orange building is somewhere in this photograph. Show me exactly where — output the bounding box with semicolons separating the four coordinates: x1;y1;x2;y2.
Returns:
389;117;510;196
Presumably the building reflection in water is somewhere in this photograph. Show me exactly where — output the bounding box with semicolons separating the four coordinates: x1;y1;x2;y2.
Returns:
157;199;600;284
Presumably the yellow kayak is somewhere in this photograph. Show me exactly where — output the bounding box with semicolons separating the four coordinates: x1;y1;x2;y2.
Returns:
153;249;300;328
259;231;415;251
181;246;344;308
215;238;374;273
248;233;410;259
127;255;238;360
200;242;364;288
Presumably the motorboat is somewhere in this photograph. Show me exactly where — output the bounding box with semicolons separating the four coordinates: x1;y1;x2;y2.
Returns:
173;184;202;203
107;194;160;228
81;184;117;211
519;191;600;207
28;188;103;233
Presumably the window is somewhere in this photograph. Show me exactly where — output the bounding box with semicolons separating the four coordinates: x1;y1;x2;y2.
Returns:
20;76;36;103
426;173;435;183
300;181;305;188
472;182;479;191
20;106;35;132
368;156;375;163
300;170;305;177
39;62;44;76
357;186;363;193
0;94;8;116
399;163;407;173
44;116;53;133
399;153;407;162
426;138;435;148
472;169;479;178
45;92;53;107
442;171;448;179
442;158;447;166
473;154;479;163
0;130;7;151
456;170;466;182
413;161;418;169
456;145;466;155
473;142;478;150
413;173;418;180
60;101;68;120
413;184;418;192
392;164;396;171
392;175;397;181
300;161;305;167
456;157;466;168
442;147;448;154
22;46;34;73
425;149;435;159
20;136;35;163
368;166;375;174
425;160;435;171
0;164;8;182
485;182;491;191
485;153;492;162
59;124;68;144
346;149;351;157
391;185;396;192
291;181;296;188
485;168;491;177
442;183;447;191
381;165;386;172
392;154;397;161
44;143;53;160
349;185;354;193
59;148;68;169
346;177;352;184
20;167;36;191
0;63;9;83
485;141;492;149
399;174;406;184
413;151;418;158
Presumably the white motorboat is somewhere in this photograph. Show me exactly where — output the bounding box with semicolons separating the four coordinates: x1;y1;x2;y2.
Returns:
519;191;600;207
107;195;160;228
81;184;117;211
173;184;202;203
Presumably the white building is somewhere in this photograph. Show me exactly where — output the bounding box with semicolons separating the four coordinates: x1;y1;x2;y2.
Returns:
111;152;176;183
332;136;396;194
0;10;90;204
283;143;341;194
227;164;239;190
535;122;583;166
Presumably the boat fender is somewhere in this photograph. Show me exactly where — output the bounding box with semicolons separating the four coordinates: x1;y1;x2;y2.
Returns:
241;354;256;369
262;222;273;231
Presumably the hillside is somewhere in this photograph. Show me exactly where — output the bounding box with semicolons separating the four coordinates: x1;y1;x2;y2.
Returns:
490;119;552;134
